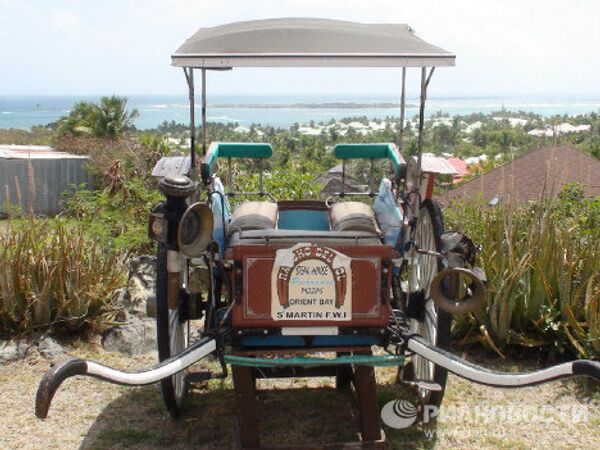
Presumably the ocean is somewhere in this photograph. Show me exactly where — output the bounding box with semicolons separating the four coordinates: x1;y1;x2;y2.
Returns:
1;94;599;130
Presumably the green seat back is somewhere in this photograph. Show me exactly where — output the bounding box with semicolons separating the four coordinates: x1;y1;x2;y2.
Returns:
333;143;406;178
201;142;272;183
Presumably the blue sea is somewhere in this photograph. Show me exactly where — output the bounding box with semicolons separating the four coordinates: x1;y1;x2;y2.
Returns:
1;94;599;130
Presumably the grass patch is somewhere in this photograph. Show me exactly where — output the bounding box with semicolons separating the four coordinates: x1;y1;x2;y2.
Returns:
94;428;155;449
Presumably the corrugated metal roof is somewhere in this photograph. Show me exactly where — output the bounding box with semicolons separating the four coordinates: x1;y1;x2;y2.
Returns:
0;145;88;160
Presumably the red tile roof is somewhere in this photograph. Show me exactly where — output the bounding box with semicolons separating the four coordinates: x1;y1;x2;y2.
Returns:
440;145;600;204
447;157;469;176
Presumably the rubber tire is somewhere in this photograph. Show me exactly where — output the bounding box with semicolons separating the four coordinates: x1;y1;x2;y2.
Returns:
156;244;185;418
402;199;451;408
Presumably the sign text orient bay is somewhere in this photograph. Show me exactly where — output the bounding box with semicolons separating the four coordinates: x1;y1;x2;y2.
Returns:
271;244;352;321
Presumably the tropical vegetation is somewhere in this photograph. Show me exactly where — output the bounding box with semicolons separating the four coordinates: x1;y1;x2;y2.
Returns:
0;219;125;336
446;184;600;359
55;95;139;139
1;98;599;358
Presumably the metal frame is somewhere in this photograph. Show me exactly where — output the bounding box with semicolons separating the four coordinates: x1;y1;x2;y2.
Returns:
172;54;454;68
416;67;436;181
399;67;406;149
223;155;271;200
35;322;600;419
332;65;433;202
183;67;230;179
182;57;437;203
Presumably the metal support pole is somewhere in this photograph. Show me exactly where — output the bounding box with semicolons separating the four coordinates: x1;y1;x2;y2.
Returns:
201;68;207;156
341;160;346;195
416;67;435;179
416;67;426;178
184;68;196;172
259;159;264;196
369;158;374;194
227;157;233;193
399;67;406;150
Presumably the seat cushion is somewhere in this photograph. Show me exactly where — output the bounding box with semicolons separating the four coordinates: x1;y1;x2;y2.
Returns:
329;202;380;235
228;201;278;233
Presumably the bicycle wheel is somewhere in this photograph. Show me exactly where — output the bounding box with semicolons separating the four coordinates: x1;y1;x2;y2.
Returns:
156;244;189;418
401;199;451;407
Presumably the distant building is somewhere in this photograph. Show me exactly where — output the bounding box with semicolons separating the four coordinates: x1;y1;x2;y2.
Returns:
446;157;470;184
464;121;483;134
314;163;367;195
298;125;323;136
441;145;600;204
527;123;591;137
233;125;251;133
0;145;91;216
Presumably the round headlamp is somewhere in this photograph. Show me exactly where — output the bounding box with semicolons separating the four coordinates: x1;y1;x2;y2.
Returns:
177;202;214;258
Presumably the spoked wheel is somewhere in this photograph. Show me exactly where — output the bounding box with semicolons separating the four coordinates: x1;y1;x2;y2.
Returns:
156;244;189;418
401;199;451;407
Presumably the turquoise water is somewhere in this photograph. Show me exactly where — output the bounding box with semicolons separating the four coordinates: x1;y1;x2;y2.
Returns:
1;94;599;130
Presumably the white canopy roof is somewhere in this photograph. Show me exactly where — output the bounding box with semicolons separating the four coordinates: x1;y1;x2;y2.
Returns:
172;18;455;68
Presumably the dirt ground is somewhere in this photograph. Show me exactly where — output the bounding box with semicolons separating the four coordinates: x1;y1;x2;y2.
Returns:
1;344;598;450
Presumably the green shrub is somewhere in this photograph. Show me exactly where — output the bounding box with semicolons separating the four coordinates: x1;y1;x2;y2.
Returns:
0;219;126;336
230;167;323;204
446;185;600;359
64;179;162;255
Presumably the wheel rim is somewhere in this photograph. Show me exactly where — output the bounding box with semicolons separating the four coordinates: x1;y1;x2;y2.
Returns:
169;307;188;405
409;207;439;400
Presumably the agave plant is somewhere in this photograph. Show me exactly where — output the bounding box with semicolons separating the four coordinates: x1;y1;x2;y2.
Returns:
446;185;600;359
0;219;126;336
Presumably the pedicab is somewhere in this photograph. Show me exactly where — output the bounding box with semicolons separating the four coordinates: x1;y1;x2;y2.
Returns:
36;18;600;448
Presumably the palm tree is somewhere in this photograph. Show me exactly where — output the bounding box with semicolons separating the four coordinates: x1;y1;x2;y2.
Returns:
56;101;97;136
56;96;139;139
93;96;139;139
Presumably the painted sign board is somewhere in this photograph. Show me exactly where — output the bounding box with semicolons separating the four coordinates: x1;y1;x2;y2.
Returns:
271;244;352;321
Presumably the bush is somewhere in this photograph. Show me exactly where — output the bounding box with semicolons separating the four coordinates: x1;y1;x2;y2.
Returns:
64;179;162;255
52;133;164;255
52;135;163;189
231;166;323;203
445;185;600;359
0;219;126;336
0;126;53;145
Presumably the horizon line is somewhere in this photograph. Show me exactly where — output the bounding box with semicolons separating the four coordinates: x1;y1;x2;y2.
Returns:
1;92;600;99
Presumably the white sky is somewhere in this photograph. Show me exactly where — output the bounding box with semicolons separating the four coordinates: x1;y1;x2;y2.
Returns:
1;0;599;98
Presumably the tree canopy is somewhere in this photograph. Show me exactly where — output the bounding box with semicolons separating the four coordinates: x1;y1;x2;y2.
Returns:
56;96;138;139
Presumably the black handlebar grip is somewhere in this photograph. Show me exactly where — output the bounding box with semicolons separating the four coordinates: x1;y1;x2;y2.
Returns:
572;360;600;381
35;358;88;418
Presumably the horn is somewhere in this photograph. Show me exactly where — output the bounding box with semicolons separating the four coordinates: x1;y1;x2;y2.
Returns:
178;202;214;258
429;267;486;315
